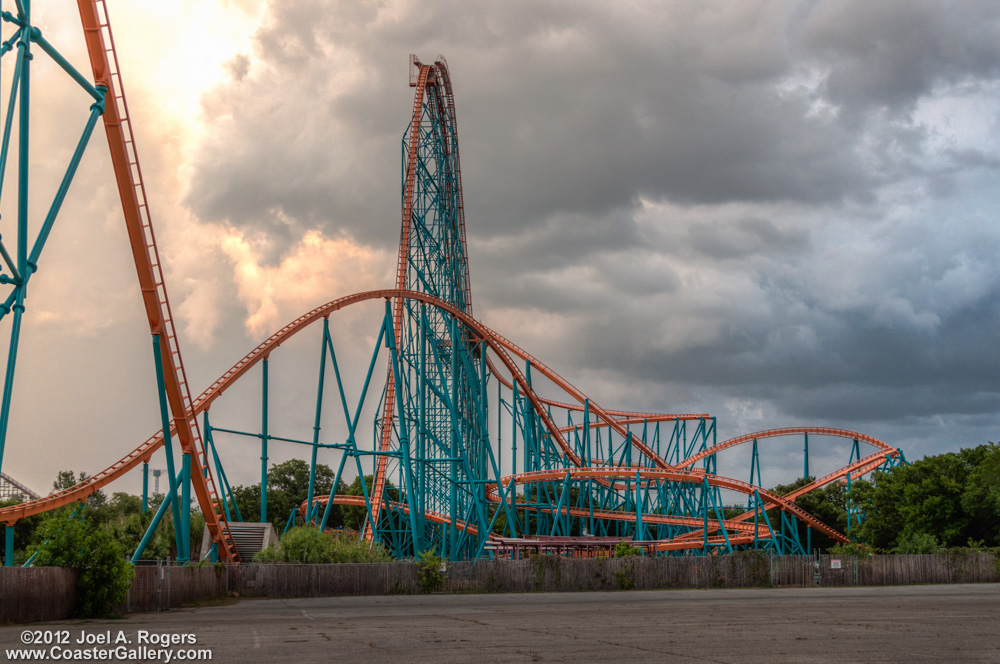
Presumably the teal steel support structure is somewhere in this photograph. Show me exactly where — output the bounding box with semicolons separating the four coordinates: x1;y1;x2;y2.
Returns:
803;433;809;480
0;3;105;481
306;319;330;523
147;334;184;557
260;358;269;523
141;461;148;514
180;453;191;564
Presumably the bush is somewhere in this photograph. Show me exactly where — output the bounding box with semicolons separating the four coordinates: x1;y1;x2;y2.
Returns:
827;541;875;556
892;532;940;554
613;541;642;558
416;549;445;592
253;527;391;563
28;509;134;618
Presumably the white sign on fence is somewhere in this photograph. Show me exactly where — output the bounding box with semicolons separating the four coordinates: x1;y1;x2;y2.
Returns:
831;559;842;569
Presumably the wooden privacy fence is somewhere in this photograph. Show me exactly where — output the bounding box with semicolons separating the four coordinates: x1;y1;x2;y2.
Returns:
228;562;421;598
118;563;228;613
2;553;998;622
125;552;1000;604
0;567;77;623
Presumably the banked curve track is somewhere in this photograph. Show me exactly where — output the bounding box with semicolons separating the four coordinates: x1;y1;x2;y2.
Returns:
2;290;902;555
0;290;704;525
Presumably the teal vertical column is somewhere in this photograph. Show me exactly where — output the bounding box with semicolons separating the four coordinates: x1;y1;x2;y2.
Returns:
511;380;518;477
260;357;269;524
752;492;760;549
180;453;191;563
4;524;13;566
634;469;643;542
141;461;149;514
417;305;427;534
0;5;32;482
448;317;458;558
524;361;532;476
307;321;329;523
385;301;421;554
803;433;809;480
702;477;709;555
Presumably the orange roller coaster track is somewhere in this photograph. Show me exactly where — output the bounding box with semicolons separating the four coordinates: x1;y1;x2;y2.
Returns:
0;16;906;563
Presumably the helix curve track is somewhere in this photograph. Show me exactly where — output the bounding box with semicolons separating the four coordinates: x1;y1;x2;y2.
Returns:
0;10;905;562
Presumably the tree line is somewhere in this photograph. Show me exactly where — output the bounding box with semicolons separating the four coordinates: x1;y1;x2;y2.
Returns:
768;442;1000;554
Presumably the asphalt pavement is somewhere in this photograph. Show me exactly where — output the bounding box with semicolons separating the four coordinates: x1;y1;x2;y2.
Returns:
3;584;999;663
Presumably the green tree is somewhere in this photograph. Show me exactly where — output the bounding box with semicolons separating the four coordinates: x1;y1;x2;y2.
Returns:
51;470;105;509
850;443;1000;551
763;477;849;551
342;474;399;531
230;460;345;532
27;508;133;618
89;490;203;561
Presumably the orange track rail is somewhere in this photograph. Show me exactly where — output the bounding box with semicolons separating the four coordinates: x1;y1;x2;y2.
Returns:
77;0;237;560
0;290;647;524
499;467;849;544
1;290;887;553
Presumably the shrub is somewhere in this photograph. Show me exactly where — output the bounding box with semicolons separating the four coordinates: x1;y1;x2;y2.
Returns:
28;509;134;618
253;527;390;563
892;532;940;554
827;541;875;556
416;549;445;592
615;561;635;590
612;541;642;558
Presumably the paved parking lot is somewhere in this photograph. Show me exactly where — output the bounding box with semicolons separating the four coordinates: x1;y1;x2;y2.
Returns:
3;584;999;663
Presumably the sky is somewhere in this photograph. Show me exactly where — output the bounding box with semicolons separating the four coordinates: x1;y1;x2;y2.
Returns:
1;0;999;497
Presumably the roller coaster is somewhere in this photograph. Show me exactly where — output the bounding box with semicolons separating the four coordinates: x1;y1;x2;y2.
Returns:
0;3;904;564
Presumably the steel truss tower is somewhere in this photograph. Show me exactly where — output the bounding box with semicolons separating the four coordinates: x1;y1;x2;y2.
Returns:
368;56;485;559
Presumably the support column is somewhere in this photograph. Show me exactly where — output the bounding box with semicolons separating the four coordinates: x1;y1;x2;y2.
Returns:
132;487;175;563
803;433;810;480
142;461;148;514
307;321;330;523
0;6;32;482
4;524;13;566
180;453;191;564
152;334;184;555
260;357;269;524
634;469;643;542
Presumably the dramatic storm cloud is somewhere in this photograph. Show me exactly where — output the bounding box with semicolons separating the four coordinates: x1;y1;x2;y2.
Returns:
3;0;999;492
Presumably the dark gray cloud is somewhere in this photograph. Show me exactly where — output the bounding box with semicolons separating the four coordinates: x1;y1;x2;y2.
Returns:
800;0;1000;114
182;0;1000;462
